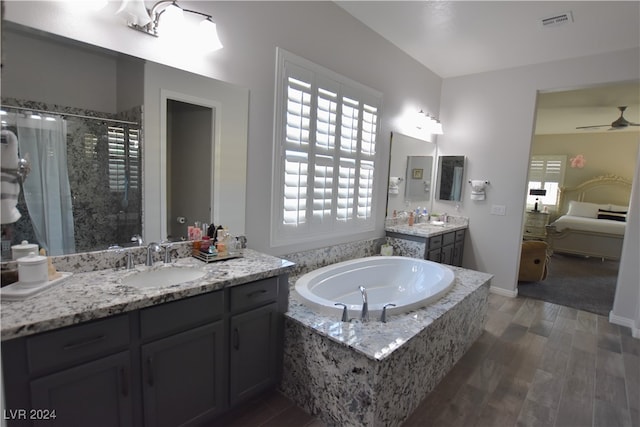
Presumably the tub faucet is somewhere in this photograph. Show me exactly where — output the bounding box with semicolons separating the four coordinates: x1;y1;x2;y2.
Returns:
381;303;396;323
358;286;369;322
146;242;162;266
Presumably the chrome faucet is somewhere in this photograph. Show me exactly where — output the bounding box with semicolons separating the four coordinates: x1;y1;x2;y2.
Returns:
163;243;173;264
381;303;396;323
358;286;369;322
131;234;143;246
146;242;161;266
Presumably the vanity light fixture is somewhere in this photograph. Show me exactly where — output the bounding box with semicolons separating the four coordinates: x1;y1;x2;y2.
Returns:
121;0;223;51
416;110;443;135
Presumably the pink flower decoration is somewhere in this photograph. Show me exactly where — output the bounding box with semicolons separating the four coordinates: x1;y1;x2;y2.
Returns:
570;154;586;169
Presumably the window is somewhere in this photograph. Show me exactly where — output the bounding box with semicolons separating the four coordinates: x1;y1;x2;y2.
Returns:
272;48;382;246
526;155;566;209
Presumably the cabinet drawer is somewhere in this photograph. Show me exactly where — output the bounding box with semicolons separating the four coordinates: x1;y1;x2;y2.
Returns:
455;230;465;242
141;291;224;341
27;315;130;375
442;232;455;246
230;277;278;313
428;235;443;249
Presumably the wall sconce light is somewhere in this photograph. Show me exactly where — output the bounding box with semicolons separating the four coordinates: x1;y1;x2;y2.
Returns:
119;0;223;51
416;110;443;135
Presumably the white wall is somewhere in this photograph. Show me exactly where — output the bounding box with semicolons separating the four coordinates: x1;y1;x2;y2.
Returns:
434;48;640;327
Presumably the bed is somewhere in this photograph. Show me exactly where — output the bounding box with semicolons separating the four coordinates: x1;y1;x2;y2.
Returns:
545;174;632;260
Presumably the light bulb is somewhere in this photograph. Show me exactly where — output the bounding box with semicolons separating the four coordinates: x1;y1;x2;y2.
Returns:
159;2;185;37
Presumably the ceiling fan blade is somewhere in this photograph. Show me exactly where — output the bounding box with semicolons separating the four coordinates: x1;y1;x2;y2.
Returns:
576;124;609;129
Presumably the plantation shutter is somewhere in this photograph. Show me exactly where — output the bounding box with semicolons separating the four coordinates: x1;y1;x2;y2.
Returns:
273;48;382;246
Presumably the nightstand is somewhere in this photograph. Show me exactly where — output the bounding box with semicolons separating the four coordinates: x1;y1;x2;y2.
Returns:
523;211;549;241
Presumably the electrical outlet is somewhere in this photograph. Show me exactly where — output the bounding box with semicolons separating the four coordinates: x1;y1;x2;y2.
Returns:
491;205;507;216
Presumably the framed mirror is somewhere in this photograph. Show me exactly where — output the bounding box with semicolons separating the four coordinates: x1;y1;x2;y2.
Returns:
386;132;437;216
0;21;248;257
437;156;465;202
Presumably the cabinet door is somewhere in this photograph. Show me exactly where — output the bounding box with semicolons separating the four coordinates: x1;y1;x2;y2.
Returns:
141;321;225;427
440;244;454;265
30;351;133;427
229;302;278;406
426;248;441;262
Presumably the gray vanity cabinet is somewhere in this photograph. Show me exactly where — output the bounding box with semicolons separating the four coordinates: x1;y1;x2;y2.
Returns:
425;229;465;267
1;275;288;427
30;351;133;427
139;291;226;427
228;278;280;406
141;322;225;427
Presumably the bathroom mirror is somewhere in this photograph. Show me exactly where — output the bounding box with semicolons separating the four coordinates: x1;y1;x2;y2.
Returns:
405;156;433;201
0;22;248;256
437;156;465;202
386;132;437;216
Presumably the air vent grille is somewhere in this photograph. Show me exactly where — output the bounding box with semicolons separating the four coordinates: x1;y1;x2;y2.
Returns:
540;11;573;28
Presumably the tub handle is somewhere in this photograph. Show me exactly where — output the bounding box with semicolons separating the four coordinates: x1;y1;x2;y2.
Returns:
381;303;396;323
334;303;349;322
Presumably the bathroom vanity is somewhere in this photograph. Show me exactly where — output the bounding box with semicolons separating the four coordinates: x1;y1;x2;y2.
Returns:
385;219;468;266
1;250;293;427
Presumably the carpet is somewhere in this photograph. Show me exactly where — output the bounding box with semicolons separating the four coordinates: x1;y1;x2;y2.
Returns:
517;253;619;316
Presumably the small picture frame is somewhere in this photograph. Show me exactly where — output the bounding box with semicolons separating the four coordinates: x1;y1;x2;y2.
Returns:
412;168;423;180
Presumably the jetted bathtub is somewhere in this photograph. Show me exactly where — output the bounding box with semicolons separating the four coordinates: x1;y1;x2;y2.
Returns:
294;256;455;319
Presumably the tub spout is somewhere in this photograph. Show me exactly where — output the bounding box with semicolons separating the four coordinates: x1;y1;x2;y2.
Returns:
358;286;369;322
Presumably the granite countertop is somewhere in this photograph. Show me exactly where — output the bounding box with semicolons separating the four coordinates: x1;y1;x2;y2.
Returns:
286;266;492;361
385;221;468;238
1;249;294;341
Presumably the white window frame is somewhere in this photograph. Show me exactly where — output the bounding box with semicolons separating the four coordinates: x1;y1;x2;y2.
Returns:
526;155;567;211
271;48;382;247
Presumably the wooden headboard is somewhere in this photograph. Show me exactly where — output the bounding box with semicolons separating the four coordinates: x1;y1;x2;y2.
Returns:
558;174;632;216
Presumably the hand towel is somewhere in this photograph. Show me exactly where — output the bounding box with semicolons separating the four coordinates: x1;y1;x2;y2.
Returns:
1;130;22;224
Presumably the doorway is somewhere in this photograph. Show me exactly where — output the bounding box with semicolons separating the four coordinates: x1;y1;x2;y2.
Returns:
518;82;639;315
166;99;214;240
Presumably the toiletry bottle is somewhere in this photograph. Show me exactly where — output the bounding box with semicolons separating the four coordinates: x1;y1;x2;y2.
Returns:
408;212;414;226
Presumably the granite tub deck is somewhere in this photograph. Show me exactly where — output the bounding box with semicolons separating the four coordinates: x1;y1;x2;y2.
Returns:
385;219;468;259
280;266;492;427
0;249;294;341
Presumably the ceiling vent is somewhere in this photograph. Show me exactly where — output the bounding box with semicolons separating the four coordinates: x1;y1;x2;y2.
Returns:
540;11;573;28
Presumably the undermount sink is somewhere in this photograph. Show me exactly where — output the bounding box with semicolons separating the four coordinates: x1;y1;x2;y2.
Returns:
121;266;207;289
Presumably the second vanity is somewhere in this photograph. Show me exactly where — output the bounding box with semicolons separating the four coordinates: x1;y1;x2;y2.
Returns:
385;217;468;266
1;249;294;427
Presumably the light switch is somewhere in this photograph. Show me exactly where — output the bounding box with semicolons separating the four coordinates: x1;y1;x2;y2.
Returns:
491;205;506;216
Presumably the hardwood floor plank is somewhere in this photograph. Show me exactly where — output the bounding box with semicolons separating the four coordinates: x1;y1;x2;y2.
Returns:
595;370;629;408
593;398;633;427
516;399;557;427
525;369;563;410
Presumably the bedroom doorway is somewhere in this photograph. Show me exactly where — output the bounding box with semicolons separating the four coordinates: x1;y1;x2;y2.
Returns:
517;82;639;315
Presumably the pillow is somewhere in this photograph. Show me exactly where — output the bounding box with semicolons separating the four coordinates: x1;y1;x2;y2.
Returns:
566;201;603;218
598;209;627;222
610;204;629;212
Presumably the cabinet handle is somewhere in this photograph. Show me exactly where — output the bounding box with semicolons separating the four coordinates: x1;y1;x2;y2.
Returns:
62;334;106;351
147;357;154;387
120;366;129;397
233;328;240;350
247;289;267;298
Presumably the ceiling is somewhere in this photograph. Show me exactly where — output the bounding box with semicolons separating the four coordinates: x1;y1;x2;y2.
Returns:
336;1;640;134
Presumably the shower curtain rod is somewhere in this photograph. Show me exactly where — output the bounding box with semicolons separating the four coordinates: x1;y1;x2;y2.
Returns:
1;104;139;126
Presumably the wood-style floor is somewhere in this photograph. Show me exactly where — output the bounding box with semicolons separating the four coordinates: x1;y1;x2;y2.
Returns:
209;295;639;427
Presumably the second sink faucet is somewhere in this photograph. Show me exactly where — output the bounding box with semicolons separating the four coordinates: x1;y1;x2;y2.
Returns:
146;242;162;266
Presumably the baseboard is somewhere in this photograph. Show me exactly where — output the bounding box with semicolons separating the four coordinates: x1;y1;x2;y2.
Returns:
608;312;640;338
490;286;518;298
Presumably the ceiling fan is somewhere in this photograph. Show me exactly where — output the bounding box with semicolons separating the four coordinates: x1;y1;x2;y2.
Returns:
576;106;640;130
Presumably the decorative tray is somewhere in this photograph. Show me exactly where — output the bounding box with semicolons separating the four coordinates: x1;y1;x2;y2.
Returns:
192;250;242;263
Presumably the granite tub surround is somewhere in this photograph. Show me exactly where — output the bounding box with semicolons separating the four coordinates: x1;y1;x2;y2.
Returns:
281;266;491;427
282;237;386;278
1;249;294;340
385;235;425;258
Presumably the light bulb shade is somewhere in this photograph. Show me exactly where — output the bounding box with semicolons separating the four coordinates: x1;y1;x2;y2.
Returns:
117;0;152;26
159;3;185;36
199;19;223;51
432;121;443;135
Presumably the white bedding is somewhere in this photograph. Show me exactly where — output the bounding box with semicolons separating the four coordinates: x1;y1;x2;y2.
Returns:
550;215;626;236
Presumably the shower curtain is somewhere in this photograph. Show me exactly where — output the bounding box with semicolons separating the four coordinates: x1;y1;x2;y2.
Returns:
17;115;75;255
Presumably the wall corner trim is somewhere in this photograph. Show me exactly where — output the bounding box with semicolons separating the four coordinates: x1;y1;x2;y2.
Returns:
608;312;640;338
